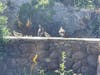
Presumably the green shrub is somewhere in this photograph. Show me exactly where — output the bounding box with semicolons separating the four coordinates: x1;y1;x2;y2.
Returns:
73;0;95;9
16;0;55;35
55;51;73;75
0;1;10;43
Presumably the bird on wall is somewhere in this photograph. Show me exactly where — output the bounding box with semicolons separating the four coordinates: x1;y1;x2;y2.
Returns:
37;24;51;37
59;26;65;37
26;18;32;28
44;31;51;37
37;25;45;37
17;20;23;27
16;16;23;28
13;30;23;36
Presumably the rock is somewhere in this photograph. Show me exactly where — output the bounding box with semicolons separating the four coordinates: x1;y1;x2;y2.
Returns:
47;61;59;70
71;44;81;51
72;51;86;60
87;55;97;67
66;50;72;57
49;51;59;59
72;61;81;72
65;58;74;69
81;66;88;75
0;63;7;75
87;43;99;55
81;59;87;66
6;70;14;75
16;58;29;66
87;66;96;75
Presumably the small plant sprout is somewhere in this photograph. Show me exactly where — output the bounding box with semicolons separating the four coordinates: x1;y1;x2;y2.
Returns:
73;73;82;75
30;54;39;75
55;51;73;75
32;54;39;64
39;69;45;75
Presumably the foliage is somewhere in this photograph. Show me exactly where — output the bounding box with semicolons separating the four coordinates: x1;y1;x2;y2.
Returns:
17;0;55;35
60;0;95;9
39;69;44;75
33;0;49;9
0;1;10;42
91;13;100;37
94;0;100;8
73;0;95;9
55;51;73;75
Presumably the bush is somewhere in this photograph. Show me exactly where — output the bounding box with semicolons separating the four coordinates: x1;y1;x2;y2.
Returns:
16;0;55;35
0;1;10;43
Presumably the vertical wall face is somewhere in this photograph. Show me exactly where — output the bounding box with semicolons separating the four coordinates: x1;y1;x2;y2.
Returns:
97;55;100;75
0;40;99;75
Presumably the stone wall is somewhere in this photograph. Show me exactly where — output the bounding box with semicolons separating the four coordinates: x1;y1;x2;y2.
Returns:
0;40;100;75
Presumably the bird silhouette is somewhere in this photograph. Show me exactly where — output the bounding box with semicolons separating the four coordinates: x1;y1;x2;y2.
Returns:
13;30;23;36
59;26;65;37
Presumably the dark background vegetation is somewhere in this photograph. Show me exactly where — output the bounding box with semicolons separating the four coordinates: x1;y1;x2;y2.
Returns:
16;0;100;37
1;0;100;38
